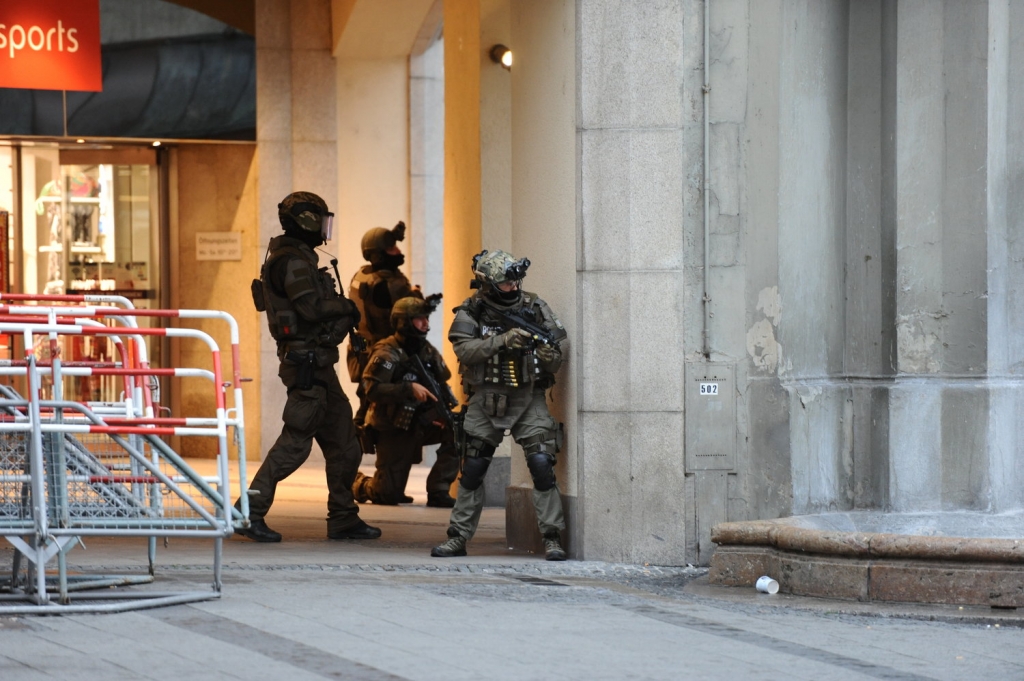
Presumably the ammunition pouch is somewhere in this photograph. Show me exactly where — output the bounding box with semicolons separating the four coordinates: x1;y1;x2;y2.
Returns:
285;350;318;392
482;391;509;418
250;279;266;312
394;403;418;430
356;423;377;454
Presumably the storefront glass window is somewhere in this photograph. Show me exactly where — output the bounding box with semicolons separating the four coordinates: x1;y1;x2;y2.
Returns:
15;144;163;402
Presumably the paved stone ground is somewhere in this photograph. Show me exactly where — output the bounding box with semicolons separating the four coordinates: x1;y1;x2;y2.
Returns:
2;462;1023;680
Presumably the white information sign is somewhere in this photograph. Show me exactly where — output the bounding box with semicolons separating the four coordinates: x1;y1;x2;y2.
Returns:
196;232;242;261
699;382;719;396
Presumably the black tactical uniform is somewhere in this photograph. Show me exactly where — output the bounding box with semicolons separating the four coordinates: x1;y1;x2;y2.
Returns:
237;191;380;543
351;297;460;506
431;250;569;561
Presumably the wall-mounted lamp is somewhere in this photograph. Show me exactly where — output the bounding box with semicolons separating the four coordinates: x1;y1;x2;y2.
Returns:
489;44;512;70
152;140;161;147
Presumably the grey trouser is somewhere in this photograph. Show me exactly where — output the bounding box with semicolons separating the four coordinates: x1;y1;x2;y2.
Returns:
246;362;363;534
448;390;565;540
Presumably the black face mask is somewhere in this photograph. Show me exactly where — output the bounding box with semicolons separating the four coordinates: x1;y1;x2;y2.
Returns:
285;227;324;249
375;252;405;271
489;284;521;305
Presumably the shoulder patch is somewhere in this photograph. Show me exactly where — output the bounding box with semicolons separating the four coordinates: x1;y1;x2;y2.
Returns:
370;356;394;371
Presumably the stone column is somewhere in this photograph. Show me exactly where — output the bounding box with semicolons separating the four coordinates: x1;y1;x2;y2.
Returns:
256;0;338;461
884;0;1018;512
577;0;689;564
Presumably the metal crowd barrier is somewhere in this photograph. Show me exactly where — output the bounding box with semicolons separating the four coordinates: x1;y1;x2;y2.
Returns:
0;294;250;614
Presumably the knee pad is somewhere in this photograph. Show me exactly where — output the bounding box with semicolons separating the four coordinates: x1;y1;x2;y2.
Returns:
460;452;494;491
526;452;557;491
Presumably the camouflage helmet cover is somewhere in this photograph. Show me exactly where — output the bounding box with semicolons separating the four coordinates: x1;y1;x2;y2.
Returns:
390;296;433;326
361;221;407;262
390;295;439;337
278;191;329;233
472;249;530;287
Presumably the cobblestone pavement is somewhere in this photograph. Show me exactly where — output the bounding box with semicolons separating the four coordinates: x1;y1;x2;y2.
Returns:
2;463;1023;680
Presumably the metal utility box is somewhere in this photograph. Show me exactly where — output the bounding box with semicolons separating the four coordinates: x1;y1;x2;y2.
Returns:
684;362;736;472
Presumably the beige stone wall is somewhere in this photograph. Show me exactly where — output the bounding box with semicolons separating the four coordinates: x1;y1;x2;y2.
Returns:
509;0;577;493
170;144;261;460
256;0;339;461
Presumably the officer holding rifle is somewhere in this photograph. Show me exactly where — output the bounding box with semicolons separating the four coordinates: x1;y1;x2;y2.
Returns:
431;250;569;561
351;296;460;507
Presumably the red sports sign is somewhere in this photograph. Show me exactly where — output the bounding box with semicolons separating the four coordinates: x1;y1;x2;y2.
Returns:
0;0;102;91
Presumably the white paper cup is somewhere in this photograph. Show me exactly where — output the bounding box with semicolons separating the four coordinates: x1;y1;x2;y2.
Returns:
755;576;779;594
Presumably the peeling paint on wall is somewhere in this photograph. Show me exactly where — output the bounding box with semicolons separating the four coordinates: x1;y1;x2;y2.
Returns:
896;313;942;373
756;285;782;326
747;318;782;372
748;286;783;372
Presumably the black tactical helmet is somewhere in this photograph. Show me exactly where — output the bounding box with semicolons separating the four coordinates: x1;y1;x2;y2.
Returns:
361;221;406;264
278;192;333;240
472;249;530;305
391;295;435;338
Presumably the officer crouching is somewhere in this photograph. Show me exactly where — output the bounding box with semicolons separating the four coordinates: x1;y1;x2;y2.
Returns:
431;250;569;561
352;296;460;507
238;191;381;542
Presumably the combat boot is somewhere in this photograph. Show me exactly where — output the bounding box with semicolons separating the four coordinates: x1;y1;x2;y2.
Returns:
426;491;456;508
234;518;282;543
430;528;467;557
328;519;382;540
543;532;566;561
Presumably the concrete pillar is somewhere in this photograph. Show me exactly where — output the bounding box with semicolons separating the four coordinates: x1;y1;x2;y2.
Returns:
442;0;483;389
504;0;577;552
883;0;1018;512
256;0;338;460
577;0;688;563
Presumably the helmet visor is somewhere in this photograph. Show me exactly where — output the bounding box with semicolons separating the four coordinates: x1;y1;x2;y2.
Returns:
321;212;335;242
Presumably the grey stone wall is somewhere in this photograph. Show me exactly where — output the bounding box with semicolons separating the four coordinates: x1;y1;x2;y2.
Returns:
576;0;1024;565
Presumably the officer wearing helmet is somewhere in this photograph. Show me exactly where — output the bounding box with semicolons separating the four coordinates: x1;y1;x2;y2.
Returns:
238;191;381;542
347;222;425;448
431;250;569;561
351;296;461;507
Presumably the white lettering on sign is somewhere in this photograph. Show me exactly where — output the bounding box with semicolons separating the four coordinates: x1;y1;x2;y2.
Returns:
0;21;79;59
196;232;242;261
699;382;719;396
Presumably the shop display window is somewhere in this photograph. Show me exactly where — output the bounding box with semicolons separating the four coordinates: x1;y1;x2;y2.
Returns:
11;145;163;403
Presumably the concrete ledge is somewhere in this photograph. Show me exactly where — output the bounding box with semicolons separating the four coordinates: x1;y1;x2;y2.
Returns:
710;516;1024;606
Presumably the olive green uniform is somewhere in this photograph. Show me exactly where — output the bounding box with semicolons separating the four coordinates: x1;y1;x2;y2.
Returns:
346;266;421;383
351;336;460;504
248;235;365;535
445;291;568;540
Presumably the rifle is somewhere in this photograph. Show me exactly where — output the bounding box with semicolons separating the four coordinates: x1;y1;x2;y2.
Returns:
490;307;557;347
409;353;460;432
323;254;368;350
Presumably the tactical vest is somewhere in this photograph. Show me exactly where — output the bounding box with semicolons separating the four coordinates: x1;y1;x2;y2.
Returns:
365;337;444;431
350;266;401;346
259;242;322;344
455;293;556;390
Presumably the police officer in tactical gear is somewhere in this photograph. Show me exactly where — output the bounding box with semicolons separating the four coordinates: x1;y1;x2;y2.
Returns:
431;250;569;561
347;223;425;458
351;297;461;507
237;191;381;542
